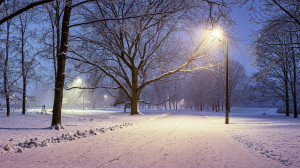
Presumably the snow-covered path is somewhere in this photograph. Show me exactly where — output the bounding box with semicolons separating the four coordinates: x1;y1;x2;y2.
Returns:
0;112;284;168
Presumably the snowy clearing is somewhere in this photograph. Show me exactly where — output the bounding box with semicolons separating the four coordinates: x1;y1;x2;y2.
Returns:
0;107;299;168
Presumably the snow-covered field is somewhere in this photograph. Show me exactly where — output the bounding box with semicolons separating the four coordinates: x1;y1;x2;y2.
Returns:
0;107;299;168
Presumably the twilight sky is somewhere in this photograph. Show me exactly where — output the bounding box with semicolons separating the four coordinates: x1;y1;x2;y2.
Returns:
230;4;260;76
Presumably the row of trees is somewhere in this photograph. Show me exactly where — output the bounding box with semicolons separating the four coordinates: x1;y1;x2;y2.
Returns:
0;0;234;129
250;0;300;118
184;60;248;111
61;58;248;113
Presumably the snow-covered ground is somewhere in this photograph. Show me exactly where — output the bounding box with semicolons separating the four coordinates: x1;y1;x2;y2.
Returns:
222;107;300;167
0;108;167;152
0;107;299;168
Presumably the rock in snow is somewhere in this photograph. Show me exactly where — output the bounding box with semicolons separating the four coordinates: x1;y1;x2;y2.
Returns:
3;145;11;151
16;148;23;153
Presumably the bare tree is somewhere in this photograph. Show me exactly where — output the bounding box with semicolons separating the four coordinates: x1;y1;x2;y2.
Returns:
15;10;37;115
252;18;298;116
1;1;15;116
228;60;248;109
68;0;229;115
51;0;73;129
242;0;299;118
44;1;63;80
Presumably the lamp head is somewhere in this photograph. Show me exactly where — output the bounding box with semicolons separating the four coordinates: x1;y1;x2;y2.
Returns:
211;28;223;40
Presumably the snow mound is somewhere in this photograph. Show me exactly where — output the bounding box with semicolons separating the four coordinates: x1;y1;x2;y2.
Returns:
1;122;134;153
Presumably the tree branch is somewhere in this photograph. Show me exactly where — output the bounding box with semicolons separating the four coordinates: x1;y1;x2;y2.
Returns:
0;0;54;25
69;11;178;28
0;0;4;6
71;0;95;8
272;0;300;26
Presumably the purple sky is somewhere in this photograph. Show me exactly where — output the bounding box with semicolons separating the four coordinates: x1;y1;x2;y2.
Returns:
230;5;260;76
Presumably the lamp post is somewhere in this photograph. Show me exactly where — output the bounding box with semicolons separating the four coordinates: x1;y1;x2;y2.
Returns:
225;38;229;124
211;28;229;124
82;90;85;110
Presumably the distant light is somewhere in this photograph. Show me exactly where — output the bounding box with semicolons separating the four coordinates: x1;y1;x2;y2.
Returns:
74;78;83;86
104;95;107;98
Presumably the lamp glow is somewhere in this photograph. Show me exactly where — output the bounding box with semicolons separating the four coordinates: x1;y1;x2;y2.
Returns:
211;28;223;39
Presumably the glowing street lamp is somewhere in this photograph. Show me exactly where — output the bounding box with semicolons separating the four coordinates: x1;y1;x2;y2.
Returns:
104;94;107;109
211;28;223;40
211;28;229;124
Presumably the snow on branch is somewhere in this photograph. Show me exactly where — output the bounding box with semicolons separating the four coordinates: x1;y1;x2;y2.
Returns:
64;86;120;90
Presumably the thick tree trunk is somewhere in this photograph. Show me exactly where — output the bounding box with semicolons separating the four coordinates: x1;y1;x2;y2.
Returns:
130;95;140;115
130;69;141;115
51;0;72;129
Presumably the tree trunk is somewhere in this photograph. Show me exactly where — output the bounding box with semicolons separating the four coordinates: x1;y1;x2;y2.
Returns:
289;25;297;118
130;69;141;115
55;0;60;67
92;99;96;109
4;19;10;117
284;56;289;116
222;99;224;111
130;95;140;115
200;90;203;111
22;78;26;115
21;21;26;115
51;0;72;129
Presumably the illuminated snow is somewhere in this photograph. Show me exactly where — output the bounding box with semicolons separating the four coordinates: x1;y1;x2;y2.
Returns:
0;107;299;167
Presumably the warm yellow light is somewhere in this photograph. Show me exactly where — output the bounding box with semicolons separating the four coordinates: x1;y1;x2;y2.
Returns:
104;94;107;98
75;78;83;85
211;28;223;39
